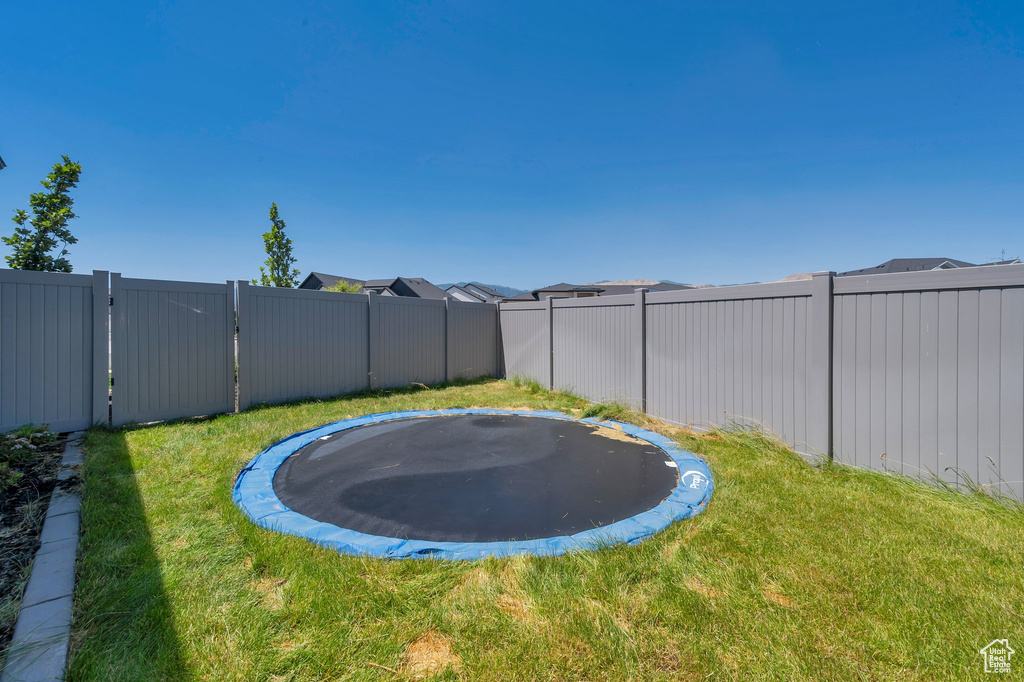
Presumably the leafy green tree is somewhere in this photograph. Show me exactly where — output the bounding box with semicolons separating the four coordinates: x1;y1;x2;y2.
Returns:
4;156;82;272
253;202;300;287
325;280;362;293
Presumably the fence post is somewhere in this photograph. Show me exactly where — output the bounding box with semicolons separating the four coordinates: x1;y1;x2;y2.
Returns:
495;302;505;379
91;270;110;426
226;281;237;412
367;292;379;390
444;297;453;382
109;272;125;427
808;271;834;459
235;281;250;411
634;288;648;412
546;297;555;389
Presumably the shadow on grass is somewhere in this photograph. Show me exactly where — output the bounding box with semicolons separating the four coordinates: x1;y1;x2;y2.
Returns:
66;430;186;681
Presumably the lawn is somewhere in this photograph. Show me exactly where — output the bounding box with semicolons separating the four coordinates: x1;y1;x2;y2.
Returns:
70;379;1024;681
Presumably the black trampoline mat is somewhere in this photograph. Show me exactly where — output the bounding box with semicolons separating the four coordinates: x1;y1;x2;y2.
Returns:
272;414;679;543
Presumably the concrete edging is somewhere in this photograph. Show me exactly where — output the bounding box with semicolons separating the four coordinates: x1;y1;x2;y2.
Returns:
0;431;85;682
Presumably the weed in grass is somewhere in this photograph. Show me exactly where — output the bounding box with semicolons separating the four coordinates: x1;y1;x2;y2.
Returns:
580;401;632;421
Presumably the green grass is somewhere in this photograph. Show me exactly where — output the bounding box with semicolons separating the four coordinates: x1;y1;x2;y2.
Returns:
70;379;1024;681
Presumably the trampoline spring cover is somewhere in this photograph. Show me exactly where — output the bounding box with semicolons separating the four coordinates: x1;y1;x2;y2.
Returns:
233;409;713;560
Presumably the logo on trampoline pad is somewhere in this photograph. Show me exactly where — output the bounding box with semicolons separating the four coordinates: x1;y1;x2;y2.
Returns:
681;470;708;490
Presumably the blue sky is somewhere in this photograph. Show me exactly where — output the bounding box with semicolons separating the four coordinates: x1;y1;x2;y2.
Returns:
1;1;1021;288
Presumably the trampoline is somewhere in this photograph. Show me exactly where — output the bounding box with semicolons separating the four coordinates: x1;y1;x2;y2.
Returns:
234;409;713;560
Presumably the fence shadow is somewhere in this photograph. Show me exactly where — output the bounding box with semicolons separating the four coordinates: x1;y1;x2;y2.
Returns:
68;429;186;680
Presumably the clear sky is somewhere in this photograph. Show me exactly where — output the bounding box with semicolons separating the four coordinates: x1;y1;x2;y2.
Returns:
1;1;1021;289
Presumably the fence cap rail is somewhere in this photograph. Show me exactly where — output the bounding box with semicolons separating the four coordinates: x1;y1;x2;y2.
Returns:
646;279;814;305
0;268;93;286
115;274;230;294
833;263;1024;294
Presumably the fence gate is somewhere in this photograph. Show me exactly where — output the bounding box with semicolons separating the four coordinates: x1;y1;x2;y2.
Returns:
110;274;235;426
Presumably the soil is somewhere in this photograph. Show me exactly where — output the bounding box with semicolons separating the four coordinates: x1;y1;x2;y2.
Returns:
0;434;66;659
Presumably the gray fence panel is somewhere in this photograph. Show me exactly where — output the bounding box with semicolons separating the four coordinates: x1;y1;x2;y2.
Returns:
645;291;817;453
498;303;549;385
831;265;1024;498
110;274;234;426
372;297;446;389
0;269;106;433
237;284;370;409
447;301;499;380
552;295;640;405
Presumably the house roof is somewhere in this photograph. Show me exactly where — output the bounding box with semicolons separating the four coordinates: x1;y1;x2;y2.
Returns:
446;284;490;302
837;258;976;277
505;280;693;301
536;283;605;293
401;277;448;299
364;277;448;299
504;291;539;301
298;272;365;290
463;282;503;298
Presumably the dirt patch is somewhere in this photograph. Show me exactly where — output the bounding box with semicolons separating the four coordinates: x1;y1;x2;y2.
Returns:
684;576;719;599
762;588;795;607
400;631;462;679
586;422;643;444
0;429;65;658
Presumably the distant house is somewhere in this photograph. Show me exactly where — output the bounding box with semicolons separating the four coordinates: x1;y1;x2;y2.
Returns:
298;272;448;299
505;279;693;302
298;272;365;291
362;277;448;299
445;282;504;303
837;257;1021;277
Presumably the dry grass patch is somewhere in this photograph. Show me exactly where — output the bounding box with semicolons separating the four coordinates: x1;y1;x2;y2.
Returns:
252;577;287;610
684;576;719;599
762;587;795;608
587;422;647;444
400;631;462;679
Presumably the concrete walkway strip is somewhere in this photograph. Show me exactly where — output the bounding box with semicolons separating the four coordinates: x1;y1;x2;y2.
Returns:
1;431;85;682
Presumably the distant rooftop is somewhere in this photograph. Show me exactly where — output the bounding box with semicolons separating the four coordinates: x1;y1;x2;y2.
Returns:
837;257;976;277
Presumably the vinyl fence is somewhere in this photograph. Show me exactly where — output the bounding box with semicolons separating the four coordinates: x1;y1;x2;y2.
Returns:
499;265;1024;498
110;275;235;426
3;264;1021;497
0;269;108;433
237;283;370;410
1;270;500;432
831;266;1024;493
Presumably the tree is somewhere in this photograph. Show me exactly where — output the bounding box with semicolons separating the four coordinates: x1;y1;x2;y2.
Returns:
253;202;300;287
4;156;82;272
325;280;362;293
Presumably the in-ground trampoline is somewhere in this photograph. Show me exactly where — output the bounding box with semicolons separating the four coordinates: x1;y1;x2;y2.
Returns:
234;409;713;560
